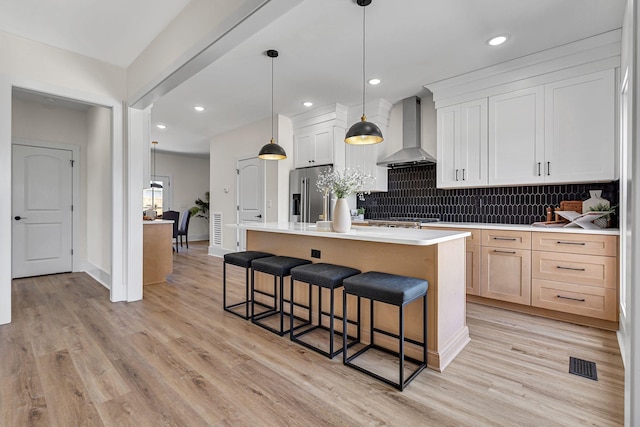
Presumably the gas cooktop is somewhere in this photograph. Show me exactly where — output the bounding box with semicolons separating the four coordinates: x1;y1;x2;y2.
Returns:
376;217;440;223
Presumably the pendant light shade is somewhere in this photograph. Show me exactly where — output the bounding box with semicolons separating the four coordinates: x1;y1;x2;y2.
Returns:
258;138;287;160
345;115;383;145
345;0;383;145
258;49;287;160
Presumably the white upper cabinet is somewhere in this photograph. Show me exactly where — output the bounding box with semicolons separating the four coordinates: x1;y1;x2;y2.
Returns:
427;31;620;188
291;103;348;170
488;86;545;186
438;99;487;188
544;69;616;183
294;125;336;168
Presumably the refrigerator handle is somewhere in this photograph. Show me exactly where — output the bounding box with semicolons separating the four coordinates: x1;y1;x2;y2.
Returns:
305;178;311;222
301;178;306;223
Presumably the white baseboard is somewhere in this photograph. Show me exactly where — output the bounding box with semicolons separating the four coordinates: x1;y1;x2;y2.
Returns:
617;316;628;369
187;233;209;242
208;246;231;258
84;260;111;290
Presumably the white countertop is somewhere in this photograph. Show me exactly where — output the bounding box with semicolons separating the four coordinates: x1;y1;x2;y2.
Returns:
143;220;174;224
421;221;620;235
233;222;470;246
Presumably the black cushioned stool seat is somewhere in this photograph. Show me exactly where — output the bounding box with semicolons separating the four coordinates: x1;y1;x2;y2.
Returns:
342;271;428;391
223;251;273;319
289;263;361;358
251;256;312;336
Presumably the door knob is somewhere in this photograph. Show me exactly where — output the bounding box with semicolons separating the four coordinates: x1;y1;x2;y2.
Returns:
14;216;26;220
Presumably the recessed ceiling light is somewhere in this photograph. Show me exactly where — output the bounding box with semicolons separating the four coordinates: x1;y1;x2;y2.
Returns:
156;124;167;129
368;78;381;85
194;106;205;112
487;34;509;46
302;101;313;107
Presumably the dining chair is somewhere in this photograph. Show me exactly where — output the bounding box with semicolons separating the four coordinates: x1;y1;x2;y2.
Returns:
178;210;192;249
162;210;180;252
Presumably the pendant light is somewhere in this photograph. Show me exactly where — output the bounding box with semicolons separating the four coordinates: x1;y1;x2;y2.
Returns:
345;0;383;145
258;49;287;160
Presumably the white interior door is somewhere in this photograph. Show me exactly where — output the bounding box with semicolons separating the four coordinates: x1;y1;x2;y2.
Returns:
12;144;73;278
237;157;264;250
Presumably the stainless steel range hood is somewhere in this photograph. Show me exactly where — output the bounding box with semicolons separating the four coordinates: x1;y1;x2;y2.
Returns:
377;96;437;168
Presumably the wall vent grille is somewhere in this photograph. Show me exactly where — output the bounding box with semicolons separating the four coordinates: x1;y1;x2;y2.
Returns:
212;212;222;247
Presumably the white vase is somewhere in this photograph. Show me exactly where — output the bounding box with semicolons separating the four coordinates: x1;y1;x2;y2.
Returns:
582;190;609;213
332;198;352;233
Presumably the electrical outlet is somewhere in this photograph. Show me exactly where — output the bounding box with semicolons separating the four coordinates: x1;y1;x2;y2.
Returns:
311;249;321;259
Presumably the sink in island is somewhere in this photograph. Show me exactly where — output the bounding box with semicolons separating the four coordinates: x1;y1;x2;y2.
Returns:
236;222;471;372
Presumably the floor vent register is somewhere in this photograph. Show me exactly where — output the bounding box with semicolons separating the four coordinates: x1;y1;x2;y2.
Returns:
569;357;598;381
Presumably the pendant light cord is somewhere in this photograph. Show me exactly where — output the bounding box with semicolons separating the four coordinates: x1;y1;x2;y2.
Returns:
271;54;275;141
362;4;366;117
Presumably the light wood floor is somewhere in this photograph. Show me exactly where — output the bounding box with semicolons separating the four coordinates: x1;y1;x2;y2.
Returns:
1;242;624;426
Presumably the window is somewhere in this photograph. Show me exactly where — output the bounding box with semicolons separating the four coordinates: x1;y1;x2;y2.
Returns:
143;175;172;216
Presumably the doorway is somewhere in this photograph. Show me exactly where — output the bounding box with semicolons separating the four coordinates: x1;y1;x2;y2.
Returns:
236;157;265;250
12;143;74;278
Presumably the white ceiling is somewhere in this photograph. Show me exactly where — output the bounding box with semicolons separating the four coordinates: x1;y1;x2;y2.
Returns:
0;0;191;67
0;0;626;155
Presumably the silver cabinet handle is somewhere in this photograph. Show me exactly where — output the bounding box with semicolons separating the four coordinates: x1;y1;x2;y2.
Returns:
557;295;586;302
494;250;516;254
557;266;586;272
455;169;459;181
557;241;586;246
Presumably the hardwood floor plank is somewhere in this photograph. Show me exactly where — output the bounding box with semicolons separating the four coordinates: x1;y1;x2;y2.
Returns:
35;350;103;427
1;242;624;426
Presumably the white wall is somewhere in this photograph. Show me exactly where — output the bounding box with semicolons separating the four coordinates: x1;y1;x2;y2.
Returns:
0;30;127;324
621;1;639;426
154;151;210;241
209;115;293;254
86;106;112;284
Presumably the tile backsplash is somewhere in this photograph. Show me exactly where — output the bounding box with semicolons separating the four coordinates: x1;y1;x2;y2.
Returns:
358;164;619;226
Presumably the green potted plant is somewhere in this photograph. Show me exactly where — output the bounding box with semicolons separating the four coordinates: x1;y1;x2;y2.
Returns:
356;207;365;221
190;191;210;222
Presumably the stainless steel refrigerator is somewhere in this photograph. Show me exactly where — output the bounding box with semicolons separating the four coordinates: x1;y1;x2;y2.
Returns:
290;165;332;223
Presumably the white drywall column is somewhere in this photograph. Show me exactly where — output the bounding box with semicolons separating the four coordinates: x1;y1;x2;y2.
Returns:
123;106;149;302
0;79;11;325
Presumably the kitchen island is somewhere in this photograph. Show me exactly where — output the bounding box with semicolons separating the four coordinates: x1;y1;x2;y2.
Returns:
238;222;471;372
143;220;174;285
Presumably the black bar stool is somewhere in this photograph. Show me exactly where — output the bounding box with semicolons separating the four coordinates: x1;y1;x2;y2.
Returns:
223;251;273;319
251;256;311;336
289;263;361;358
342;271;428;391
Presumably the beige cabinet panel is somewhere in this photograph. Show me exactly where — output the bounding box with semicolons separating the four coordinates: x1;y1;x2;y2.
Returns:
532;279;617;321
532;232;618;257
466;244;481;296
531;251;616;289
481;229;531;250
481;247;531;304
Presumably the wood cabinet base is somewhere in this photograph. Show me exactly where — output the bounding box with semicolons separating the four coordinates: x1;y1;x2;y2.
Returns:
467;294;618;331
143;222;173;285
247;230;470;372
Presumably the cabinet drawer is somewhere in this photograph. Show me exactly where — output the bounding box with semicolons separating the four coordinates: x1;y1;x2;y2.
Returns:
531;251;616;289
532;232;617;256
532;279;617;321
482;230;531;249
